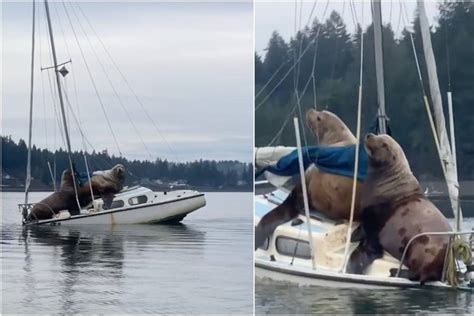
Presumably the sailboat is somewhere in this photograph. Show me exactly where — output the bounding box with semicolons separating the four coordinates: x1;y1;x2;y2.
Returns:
255;1;473;290
17;0;206;226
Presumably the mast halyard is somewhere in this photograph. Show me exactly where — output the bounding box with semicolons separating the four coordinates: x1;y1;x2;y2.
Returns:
24;0;36;205
372;0;387;134
44;0;81;208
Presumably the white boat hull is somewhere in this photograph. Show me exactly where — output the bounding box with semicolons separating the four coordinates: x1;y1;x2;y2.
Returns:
255;258;473;291
26;188;206;226
254;188;473;291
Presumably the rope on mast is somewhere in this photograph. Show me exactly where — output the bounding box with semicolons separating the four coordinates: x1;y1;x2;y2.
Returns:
342;1;364;273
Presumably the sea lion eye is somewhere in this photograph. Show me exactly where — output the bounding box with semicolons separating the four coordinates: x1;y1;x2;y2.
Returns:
382;143;388;148
316;116;321;122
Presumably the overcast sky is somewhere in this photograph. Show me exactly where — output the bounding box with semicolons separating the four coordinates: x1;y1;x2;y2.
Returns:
2;1;253;162
256;0;441;55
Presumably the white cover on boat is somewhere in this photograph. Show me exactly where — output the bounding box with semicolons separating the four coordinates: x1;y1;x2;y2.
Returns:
255;146;296;187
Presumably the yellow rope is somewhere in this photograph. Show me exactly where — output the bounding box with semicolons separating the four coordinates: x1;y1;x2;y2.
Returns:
445;237;472;287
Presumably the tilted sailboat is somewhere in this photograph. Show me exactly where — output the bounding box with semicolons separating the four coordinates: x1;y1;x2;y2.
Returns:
255;0;473;290
18;0;206;226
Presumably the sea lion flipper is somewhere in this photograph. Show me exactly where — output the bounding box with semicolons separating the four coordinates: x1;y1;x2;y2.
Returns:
255;205;293;250
102;193;115;209
347;240;383;274
255;187;303;250
350;225;366;242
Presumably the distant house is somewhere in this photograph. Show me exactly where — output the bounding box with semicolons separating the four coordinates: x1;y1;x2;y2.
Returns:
169;180;187;189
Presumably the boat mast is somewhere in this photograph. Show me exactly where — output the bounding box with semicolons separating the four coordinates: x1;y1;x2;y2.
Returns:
44;0;81;207
372;0;387;134
24;0;36;205
417;0;462;230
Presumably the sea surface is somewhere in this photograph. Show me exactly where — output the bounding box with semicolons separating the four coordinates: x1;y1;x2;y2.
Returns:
1;192;253;314
256;212;474;314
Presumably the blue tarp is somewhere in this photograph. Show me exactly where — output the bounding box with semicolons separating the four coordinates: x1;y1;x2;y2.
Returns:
255;144;368;182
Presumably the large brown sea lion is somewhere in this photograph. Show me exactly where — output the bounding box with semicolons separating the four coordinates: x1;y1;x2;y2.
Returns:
255;110;364;249
27;164;126;221
85;164;126;207
347;133;451;284
27;169;82;221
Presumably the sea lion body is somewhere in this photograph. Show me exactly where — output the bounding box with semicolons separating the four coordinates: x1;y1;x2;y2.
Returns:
255;110;363;249
85;164;126;207
348;134;450;284
27;164;126;221
27;170;81;221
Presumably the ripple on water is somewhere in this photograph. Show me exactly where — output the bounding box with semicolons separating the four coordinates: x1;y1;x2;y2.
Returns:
2;192;253;314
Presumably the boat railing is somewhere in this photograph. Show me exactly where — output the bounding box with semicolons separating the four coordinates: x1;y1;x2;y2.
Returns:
395;230;474;282
17;202;56;223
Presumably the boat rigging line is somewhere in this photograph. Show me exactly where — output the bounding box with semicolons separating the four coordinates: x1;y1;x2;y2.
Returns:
73;1;177;161
400;0;462;229
293;0;309;157
24;0;36;207
342;0;364;274
59;0;122;157
52;2;95;199
43;0;81;211
294;117;317;270
255;0;328;112
261;0;330;147
63;1;153;162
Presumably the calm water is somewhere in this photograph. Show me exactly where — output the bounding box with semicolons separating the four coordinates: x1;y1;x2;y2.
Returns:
1;192;253;314
256;215;474;314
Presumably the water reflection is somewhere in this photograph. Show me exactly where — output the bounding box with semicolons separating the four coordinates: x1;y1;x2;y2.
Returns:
4;224;206;314
256;277;473;314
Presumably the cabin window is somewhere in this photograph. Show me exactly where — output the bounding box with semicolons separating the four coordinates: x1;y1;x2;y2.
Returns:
129;195;148;205
275;236;311;259
104;200;124;210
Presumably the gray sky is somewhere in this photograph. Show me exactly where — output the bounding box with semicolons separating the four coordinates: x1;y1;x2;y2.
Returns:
2;1;253;162
256;0;441;55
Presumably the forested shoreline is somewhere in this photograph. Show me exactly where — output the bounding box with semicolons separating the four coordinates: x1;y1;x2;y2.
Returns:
1;136;253;191
255;2;473;181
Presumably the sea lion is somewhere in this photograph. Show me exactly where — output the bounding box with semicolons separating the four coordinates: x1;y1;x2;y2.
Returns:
255;110;364;249
306;109;356;146
27;164;126;221
84;164;126;208
347;133;451;284
27;169;81;221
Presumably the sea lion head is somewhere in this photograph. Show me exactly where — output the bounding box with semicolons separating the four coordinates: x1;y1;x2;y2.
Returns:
59;169;75;191
364;133;410;172
362;133;422;207
306;109;356;145
112;164;126;180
